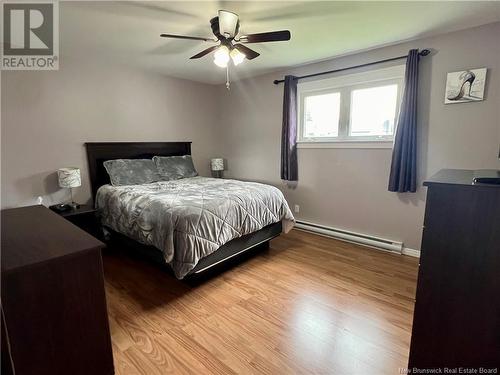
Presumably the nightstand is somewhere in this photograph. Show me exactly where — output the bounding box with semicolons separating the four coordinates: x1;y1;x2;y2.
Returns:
49;204;102;240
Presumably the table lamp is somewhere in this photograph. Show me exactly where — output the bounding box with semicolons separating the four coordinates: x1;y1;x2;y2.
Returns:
211;158;224;178
58;167;81;209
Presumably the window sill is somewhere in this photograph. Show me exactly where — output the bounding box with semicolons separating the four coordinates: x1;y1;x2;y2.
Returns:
297;141;393;149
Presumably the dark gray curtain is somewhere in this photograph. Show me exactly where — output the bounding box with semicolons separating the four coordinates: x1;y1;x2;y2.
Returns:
280;75;298;181
388;49;420;193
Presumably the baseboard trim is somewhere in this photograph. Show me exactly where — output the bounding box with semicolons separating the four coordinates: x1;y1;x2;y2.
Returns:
402;247;421;258
295;220;404;254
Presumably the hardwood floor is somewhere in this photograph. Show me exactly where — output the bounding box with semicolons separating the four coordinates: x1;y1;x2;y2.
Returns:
103;229;419;375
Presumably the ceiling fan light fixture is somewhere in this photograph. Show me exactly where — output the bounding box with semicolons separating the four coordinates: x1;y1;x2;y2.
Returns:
218;10;239;38
230;48;245;66
213;45;230;68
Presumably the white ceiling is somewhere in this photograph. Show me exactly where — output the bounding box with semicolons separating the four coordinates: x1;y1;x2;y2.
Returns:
61;1;500;84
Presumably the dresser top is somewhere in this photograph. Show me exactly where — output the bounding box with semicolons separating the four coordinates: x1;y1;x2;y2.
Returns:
1;205;104;273
424;169;500;188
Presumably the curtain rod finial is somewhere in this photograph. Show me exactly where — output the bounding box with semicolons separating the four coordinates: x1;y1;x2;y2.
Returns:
420;49;431;56
273;79;281;85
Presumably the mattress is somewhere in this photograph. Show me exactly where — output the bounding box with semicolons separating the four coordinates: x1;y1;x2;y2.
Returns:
96;176;295;279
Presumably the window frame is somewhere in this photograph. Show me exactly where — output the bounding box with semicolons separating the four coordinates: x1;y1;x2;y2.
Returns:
301;88;342;140
297;64;405;147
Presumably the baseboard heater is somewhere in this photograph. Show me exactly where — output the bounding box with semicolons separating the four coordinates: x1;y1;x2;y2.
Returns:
294;220;403;254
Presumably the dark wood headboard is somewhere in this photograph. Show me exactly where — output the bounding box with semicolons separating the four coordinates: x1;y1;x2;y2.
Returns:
85;142;192;201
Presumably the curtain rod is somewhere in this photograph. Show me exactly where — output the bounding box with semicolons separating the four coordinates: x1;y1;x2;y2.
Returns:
273;49;431;85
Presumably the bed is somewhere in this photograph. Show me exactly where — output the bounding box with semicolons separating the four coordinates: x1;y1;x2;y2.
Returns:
85;142;294;279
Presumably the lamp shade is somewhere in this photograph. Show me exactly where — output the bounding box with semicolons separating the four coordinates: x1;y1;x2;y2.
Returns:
58;167;81;188
210;158;224;171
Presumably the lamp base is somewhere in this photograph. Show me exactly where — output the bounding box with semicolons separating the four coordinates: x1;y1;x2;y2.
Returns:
50;203;72;213
211;170;223;178
68;188;80;209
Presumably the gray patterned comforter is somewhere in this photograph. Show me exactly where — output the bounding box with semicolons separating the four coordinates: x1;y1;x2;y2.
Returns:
96;177;295;279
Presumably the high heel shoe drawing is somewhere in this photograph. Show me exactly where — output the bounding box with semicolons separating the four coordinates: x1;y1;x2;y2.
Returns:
447;71;476;101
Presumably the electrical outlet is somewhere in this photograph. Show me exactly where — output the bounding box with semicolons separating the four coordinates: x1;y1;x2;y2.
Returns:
294;204;300;213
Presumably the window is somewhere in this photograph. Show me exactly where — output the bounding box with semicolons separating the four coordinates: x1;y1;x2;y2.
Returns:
303;92;340;138
350;84;398;137
298;65;405;147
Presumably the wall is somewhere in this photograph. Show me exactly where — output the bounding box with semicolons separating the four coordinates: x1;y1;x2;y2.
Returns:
1;57;219;208
2;22;499;250
216;22;500;250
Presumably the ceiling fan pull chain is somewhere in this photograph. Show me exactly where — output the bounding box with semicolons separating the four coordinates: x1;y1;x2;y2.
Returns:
226;64;231;90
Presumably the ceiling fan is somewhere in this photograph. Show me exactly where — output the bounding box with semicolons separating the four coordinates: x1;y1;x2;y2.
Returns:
160;10;291;88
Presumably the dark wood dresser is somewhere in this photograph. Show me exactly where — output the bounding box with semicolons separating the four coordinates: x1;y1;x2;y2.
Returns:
1;205;114;375
409;169;500;370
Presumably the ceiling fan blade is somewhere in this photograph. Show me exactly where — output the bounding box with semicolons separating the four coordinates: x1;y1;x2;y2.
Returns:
233;44;260;60
190;46;219;59
218;10;239;38
239;30;291;43
160;33;215;42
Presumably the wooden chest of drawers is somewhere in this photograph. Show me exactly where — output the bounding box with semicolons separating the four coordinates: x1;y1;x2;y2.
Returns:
1;205;114;375
409;170;500;369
